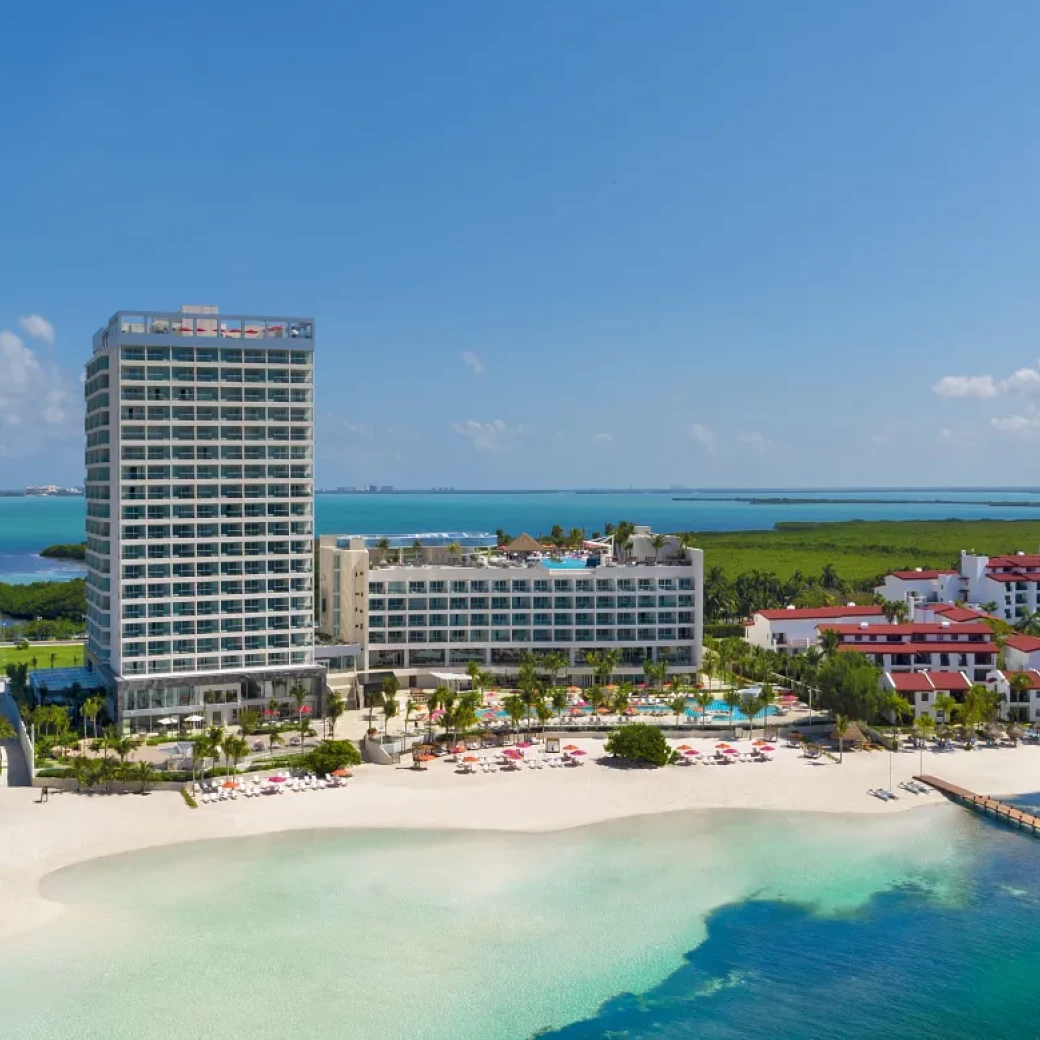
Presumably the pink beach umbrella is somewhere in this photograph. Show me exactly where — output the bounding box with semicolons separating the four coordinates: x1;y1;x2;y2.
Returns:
268;775;287;783
683;749;699;756
569;748;587;757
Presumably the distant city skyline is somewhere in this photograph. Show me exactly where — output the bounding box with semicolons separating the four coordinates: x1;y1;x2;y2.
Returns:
5;3;1040;487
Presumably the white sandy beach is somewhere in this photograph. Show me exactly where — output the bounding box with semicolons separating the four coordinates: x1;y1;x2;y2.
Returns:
2;732;1038;940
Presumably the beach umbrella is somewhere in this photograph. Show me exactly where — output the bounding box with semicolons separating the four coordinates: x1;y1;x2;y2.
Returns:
452;744;466;753
517;740;534;748
222;780;239;789
683;749;699;756
677;744;693;750
564;744;580;751
462;755;479;763
715;742;730;749
185;714;204;723
759;745;775;752
331;768;351;777
268;775;287;783
569;749;586;756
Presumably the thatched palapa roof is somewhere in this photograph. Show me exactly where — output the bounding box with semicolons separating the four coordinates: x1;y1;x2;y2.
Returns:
504;533;544;554
831;720;869;745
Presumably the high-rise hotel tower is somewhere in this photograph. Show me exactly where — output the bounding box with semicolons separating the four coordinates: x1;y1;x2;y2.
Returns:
83;306;321;731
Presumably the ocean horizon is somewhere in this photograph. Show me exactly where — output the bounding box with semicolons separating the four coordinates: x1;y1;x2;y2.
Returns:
5;488;1040;583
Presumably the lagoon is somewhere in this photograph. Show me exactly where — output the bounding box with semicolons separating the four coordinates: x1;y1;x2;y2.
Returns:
0;805;1008;1040
5;489;1040;582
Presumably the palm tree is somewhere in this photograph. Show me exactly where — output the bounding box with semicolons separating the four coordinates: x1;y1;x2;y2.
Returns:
267;724;284;755
567;528;585;550
819;628;841;657
81;694;103;742
668;694;687;727
543;650;568;689
535;698;552;734
324;692;345;738
377;675;400;732
585;685;606;717
195;726;223;783
694;689;713;721
723;689;743;731
447;541;461;563
376;536;390;559
677;531;697;552
649;533;668;562
221;734;249;778
1009;672;1032;722
834;714;850;763
381;686;399;740
754;683;776;738
0;715;15;744
502;694;525;739
611;685;631;717
550;687;569;727
403;696;418;735
820;564;840;589
933;693;957;728
130;760;154;794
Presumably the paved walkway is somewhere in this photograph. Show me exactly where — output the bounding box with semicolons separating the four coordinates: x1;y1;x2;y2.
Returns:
0;691;31;786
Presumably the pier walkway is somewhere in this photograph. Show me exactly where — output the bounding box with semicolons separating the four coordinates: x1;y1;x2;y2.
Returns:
916;775;1040;836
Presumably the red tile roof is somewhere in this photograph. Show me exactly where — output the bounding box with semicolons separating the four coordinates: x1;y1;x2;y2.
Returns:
820;622;992;637
885;671;971;692
890;570;958;580
1004;634;1040;653
838;642;998;656
988;555;1040;567
756;606;884;621
985;573;1040;583
928;604;988;622
994;669;1040;689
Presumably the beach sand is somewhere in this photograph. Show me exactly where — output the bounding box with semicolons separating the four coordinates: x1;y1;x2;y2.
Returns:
2;733;1037;939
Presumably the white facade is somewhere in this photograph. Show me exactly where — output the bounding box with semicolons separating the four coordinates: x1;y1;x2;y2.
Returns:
745;605;885;653
318;534;703;685
84;306;320;730
877;550;1040;624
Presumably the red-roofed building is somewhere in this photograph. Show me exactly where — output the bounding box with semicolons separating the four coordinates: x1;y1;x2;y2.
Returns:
1003;634;1040;672
876;547;1040;625
883;670;971;719
820;619;996;681
987;669;1040;723
745;605;885;654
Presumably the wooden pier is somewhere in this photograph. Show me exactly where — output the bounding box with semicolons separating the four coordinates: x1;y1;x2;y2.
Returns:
916;775;1040;836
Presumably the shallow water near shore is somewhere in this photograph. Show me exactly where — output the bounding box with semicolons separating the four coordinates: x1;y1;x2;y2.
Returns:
2;805;1033;1040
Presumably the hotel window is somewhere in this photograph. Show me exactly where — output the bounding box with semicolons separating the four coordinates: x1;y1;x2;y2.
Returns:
493;580;510;593
554;580;572;592
451;580;468;593
512;580;530;592
409;581;427;594
470;580;488;593
534;580;550;593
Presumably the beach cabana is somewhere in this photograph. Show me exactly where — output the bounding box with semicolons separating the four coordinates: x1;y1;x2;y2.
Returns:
543;733;562;754
831;721;869;748
503;533;544;555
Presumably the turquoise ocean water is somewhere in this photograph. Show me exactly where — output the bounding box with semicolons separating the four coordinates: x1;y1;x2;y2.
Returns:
4;489;1040;582
0;805;1037;1040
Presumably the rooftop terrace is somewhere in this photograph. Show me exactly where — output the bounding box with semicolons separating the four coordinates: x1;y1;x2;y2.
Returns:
94;306;314;353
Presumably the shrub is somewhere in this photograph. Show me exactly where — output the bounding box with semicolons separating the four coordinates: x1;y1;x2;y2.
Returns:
604;723;674;767
36;767;74;778
180;786;198;809
301;740;361;775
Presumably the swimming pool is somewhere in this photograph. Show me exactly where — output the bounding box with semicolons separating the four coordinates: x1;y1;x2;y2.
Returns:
541;558;592;570
686;700;780;721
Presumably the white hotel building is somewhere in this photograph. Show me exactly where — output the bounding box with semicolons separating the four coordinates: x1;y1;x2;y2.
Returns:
317;530;703;689
83;306;322;732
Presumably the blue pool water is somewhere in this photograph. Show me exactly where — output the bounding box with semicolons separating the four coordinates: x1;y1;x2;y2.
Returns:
686;700;781;721
542;558;594;569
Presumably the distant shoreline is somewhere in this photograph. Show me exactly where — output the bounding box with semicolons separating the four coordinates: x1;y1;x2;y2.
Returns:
674;496;1040;507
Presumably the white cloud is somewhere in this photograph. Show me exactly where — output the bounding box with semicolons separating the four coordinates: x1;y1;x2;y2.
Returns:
461;351;484;376
991;415;1040;437
871;433;889;446
0;330;78;434
932;375;998;399
590;432;613;447
452;419;519;452
18;314;55;345
999;367;1040;395
689;423;716;454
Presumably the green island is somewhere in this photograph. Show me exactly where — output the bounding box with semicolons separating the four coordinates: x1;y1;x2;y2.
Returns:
39;542;87;561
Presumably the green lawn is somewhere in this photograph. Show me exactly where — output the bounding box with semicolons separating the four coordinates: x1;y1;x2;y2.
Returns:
1;643;84;670
696;519;1040;583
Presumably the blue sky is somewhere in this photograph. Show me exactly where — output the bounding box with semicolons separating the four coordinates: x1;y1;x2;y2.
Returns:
4;1;1040;488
